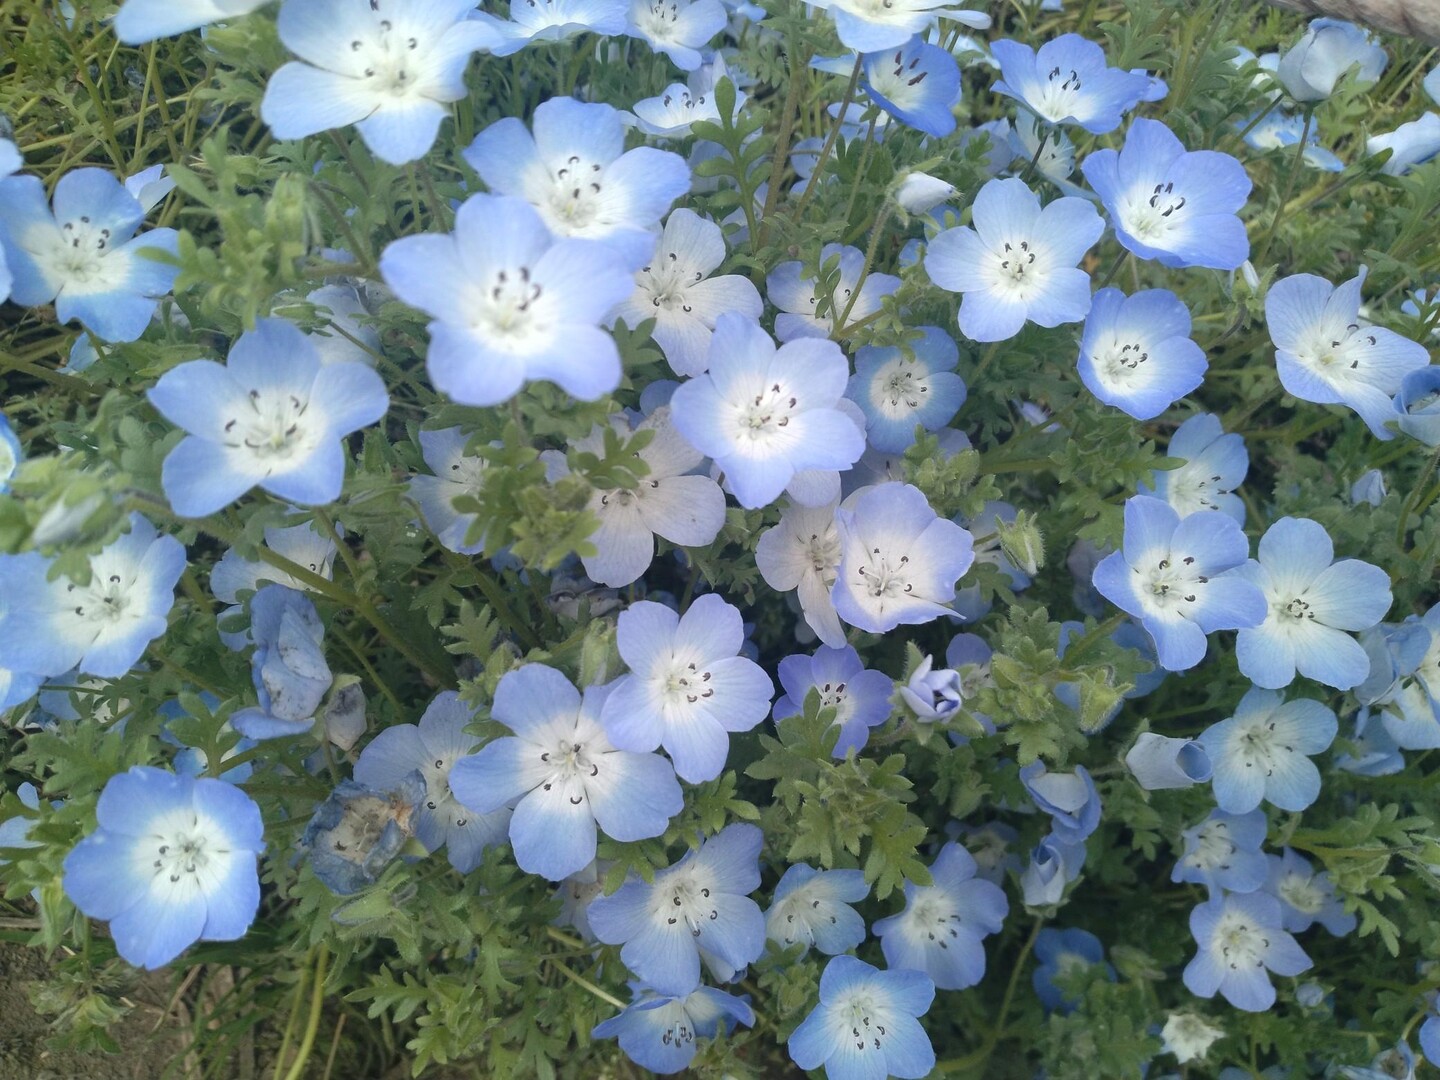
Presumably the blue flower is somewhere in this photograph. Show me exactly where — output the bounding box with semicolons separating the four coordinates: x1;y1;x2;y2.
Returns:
462;98;689;269
0;168;179;342
149;318;389;517
862;38;961;138
772;644;893;757
599;594;773;782
767;243;901;343
62;766;264;969
1082;118;1251;271
211;518;340;649
588;822;766;995
354;691;510;874
1124;732;1212;791
847;326;966;453
1233;517;1392;690
0;412;22;493
113;0;269;43
470;0;628;56
302;771;426;895
1077;288;1207;420
380;194;633;406
1032;927;1111;1012
408;428;489;555
764;863;869;955
633;58;743;138
261;0;496;165
0;513;184;680
1239;109;1345;172
788;955;936;1080
625;0;727;70
0;139;19;302
548;408;726;587
592;983;755;1075
1334;707;1405;776
1139;412;1248;523
990;34;1151;134
1393;367;1440;446
925;176;1103;343
230;585;332;741
670;314;865;509
1020;832;1085;906
614;209;763;378
1171;809;1269;894
449;665;683;881
1356;613;1440;751
1368;113;1440;175
1021;760;1100;844
1423;1011;1440;1069
873;842;1008;989
900;655;962;722
806;0;987;52
1276;18;1387;102
1183;891;1311;1011
1266;267;1431;439
755;499;845;647
1263;848;1356;936
1091;495;1265;672
833;482;975;633
1199;688;1337;813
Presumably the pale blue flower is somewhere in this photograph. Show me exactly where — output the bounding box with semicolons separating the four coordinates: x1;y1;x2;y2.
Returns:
626;0;727;70
1078;288;1207;420
354;691;510;874
62;766;264;969
1233;517;1391;690
1265;267;1430;439
1092;495;1264;672
847;326;966;453
0;513;184;680
588;822;766;995
1171;808;1269;894
0;139;19;302
1032;928;1111;1012
210;518;340;650
614;209;763;378
600;594;773;783
0;413;21;493
1334;707;1404;776
764;864;869;955
1427;63;1440;105
1125;732;1212;791
832;482;975;634
303;771;425;895
788;955;936;1080
633;58;743;138
755;499;845;647
462;97;690;268
873;842;1007;990
806;0;987;52
1140;412;1248;523
470;0;628;56
862;37;961;138
409;428;489;555
230;585;332;740
593;983;755;1075
149;318;389;516
925;176;1103;343
1021;760;1100;845
767;243;901;343
899;655;961;721
1239;109;1344;171
670;314;865;509
772;645;893;757
1393;367;1440;446
990;33;1151;133
381;194;633;406
1082;118;1251;271
1264;848;1355;936
0;168;179;342
1183;891;1311;1011
1199;687;1338;813
1367;113;1440;175
1020;832;1085;906
261;0;497;166
297;283;380;367
449;665;683;881
1351;468;1387;506
1356;614;1440;751
1276;18;1387;102
114;0;270;43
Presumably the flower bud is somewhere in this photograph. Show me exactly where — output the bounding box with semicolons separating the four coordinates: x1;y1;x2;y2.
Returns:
1393;367;1440;447
1276;18;1386;103
899;655;963;721
1125;732;1213;790
996;510;1044;577
893;171;956;214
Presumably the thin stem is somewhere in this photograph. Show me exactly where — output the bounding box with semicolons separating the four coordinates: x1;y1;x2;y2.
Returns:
281;945;330;1080
936;917;1045;1075
1255;105;1313;266
792;58;864;220
758;36;809;246
1396;442;1440;547
1018;124;1052;185
1096;249;1130;289
549;959;627;1010
834;203;891;333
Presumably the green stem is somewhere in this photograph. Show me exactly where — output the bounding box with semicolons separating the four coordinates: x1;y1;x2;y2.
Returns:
792;58;864;220
937;917;1045;1075
282;945;330;1080
834;203;891;334
550;959;626;1009
1059;613;1128;670
1018;125;1052;185
758;35;808;247
1396;442;1440;547
1097;250;1130;289
1255;106;1313;266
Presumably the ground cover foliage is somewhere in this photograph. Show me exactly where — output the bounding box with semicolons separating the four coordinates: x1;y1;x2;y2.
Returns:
1;0;1440;1076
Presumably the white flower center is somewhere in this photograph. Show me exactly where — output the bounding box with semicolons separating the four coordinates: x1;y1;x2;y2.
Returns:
1214;910;1269;971
1277;872;1326;914
1165;461;1228;515
536;737;602;802
1307;321;1379;376
735;380;798;439
658;869;721;936
992;238;1040;288
1136;554;1208;614
31;216;130;294
854;546;913;599
658;656;716;706
635;0;684;42
839;992;893;1054
903;891;963;949
547;154;608;229
807;529;841;579
1122;181;1189;241
420;753;474;829
1035;65;1085;121
869;49;931;110
1187;822;1238;871
348;17;424;97
655;1000;697;1048
66;572;131;625
1093;335;1151;387
870;358;931;418
136;808;232;902
1233;714;1291;777
639;250;703;313
223;387;313;462
477;265;547;342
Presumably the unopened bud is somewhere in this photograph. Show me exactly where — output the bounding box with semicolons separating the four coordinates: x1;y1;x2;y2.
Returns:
894;171;957;214
996;510;1044;577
